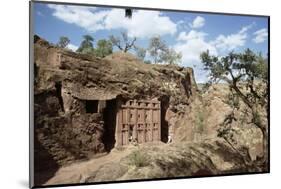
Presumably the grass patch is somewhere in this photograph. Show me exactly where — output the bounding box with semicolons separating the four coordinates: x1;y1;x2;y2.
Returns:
128;150;150;168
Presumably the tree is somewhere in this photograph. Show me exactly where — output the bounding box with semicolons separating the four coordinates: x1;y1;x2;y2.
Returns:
77;35;94;54
148;36;182;64
95;39;113;58
144;60;151;64
160;48;182;65
134;46;146;60
109;32;136;52
57;36;70;48
148;36;167;63
200;49;268;169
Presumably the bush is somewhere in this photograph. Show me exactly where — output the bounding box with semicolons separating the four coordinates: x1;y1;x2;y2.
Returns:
128;150;150;168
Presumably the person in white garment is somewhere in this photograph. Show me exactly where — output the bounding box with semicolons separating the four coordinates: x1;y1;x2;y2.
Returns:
167;135;172;143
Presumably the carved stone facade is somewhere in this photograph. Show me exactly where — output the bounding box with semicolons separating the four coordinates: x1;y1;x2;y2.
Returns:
115;99;161;146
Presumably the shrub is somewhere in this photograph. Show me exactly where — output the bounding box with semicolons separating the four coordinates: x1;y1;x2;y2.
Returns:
128;150;150;168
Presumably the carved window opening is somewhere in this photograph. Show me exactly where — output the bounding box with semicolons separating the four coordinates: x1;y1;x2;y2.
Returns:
55;82;64;112
85;100;98;113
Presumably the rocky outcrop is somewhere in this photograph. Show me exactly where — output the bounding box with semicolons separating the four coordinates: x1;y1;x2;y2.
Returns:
33;35;266;186
171;84;263;160
84;138;260;183
33;35;198;183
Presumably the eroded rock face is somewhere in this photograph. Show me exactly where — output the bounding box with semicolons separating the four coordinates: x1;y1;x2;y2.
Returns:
84;138;259;183
33;35;198;179
33;36;266;185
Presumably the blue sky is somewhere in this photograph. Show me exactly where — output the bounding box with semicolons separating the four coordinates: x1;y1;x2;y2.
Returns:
33;2;268;83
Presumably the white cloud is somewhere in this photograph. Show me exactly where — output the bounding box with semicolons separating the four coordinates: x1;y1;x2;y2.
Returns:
175;30;217;65
174;23;254;82
104;9;177;38
189;16;205;29
253;28;268;43
212;33;247;51
48;4;107;32
211;23;253;51
48;5;177;38
67;43;78;51
177;30;208;41
177;20;189;31
174;30;217;82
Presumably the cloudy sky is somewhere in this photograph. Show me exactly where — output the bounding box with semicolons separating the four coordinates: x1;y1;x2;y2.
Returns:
33;2;268;83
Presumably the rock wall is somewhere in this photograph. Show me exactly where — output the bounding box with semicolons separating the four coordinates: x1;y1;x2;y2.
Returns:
33;36;266;185
171;84;263;161
34;90;105;167
33;35;198;177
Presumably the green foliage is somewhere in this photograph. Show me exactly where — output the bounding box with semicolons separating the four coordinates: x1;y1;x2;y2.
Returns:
144;60;152;64
148;36;167;63
77;35;94;54
200;49;268;109
128;150;149;168
148;36;181;64
80;47;94;54
201;48;269;161
95;39;113;58
134;46;146;60
225;88;240;110
255;53;268;80
160;48;182;65
57;36;70;48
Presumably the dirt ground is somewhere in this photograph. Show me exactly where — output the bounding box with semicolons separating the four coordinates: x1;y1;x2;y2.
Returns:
44;145;137;185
